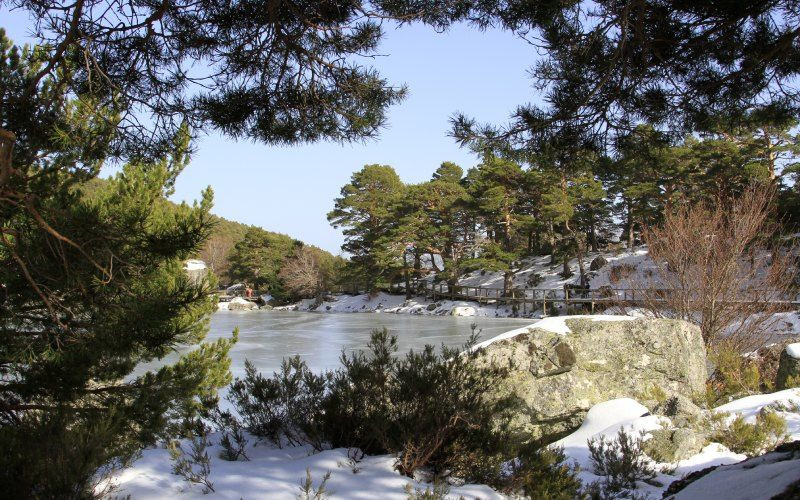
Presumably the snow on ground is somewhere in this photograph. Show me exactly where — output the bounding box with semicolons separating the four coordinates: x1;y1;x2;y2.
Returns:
104;440;502;500
671;446;800;499
276;292;525;318
184;259;207;271
274;246;800;346
550;389;800;499
105;388;800;499
216;297;256;311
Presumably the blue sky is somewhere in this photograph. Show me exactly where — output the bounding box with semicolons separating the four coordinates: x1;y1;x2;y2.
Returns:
2;10;541;254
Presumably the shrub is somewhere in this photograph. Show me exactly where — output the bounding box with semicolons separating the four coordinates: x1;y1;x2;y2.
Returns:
587;429;656;494
706;345;768;405
503;444;582;499
403;480;452;499
168;430;215;494
608;264;636;284
783;374;800;389
638;384;668;407
229;328;516;483
322;328;515;479
0;409;134;499
297;468;332;499
211;409;249;461
711;409;788;456
527;273;544;287
228;357;329;450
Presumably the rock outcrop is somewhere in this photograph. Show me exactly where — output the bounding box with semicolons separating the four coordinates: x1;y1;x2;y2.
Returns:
451;306;477;316
589;255;608;271
480;317;707;444
227;297;259;311
776;343;800;390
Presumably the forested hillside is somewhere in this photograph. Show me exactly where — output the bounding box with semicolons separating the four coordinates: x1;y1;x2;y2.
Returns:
84;177;341;301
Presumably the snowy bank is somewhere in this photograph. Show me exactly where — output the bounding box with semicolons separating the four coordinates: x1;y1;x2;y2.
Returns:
104;441;501;499
105;388;800;499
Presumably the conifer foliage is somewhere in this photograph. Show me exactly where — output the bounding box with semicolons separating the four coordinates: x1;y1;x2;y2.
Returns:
0;31;236;496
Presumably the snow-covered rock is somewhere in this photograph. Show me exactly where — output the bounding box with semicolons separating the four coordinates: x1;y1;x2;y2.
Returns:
103;440;502;500
226;297;258;311
450;306;477;316
668;441;800;499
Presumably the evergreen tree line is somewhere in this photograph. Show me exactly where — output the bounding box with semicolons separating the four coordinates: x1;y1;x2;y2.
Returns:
330;119;800;296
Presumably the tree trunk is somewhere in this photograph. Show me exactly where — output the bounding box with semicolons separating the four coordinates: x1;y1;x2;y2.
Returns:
404;259;412;300
0;128;16;189
576;233;587;286
627;203;635;249
590;217;599;252
413;252;422;294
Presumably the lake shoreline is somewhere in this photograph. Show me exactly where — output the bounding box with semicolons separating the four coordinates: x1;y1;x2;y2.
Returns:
264;291;546;319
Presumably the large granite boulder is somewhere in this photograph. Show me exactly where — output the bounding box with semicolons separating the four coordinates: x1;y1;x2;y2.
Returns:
479;317;707;444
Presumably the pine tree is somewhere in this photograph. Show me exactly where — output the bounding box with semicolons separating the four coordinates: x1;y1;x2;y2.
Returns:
328;165;406;291
467;156;528;294
0;31;231;497
389;165;472;297
451;1;800;151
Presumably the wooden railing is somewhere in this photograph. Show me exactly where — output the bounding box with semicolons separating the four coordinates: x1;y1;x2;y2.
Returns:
417;282;800;316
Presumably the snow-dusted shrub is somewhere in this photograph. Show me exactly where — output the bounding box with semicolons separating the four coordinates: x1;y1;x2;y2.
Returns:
503;444;582;499
587;429;656;494
211;409;249;461
297;468;332;499
324;328;515;479
228;356;328;450
711;409;788;456
403;480;451;499
228;328;518;483
168;431;215;494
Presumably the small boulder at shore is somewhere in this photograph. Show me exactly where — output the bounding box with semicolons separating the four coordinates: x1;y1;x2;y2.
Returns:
479;317;707;444
776;343;800;389
227;297;259;311
450;306;476;316
589;255;608;271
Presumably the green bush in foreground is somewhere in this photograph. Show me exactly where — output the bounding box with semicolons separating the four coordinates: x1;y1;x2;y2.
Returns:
228;328;579;493
711;409;788;456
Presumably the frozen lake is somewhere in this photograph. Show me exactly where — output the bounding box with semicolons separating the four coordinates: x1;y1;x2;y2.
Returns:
134;310;532;379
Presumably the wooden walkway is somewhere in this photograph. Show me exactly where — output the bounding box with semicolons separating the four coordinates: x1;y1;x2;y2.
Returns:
418;282;800;316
